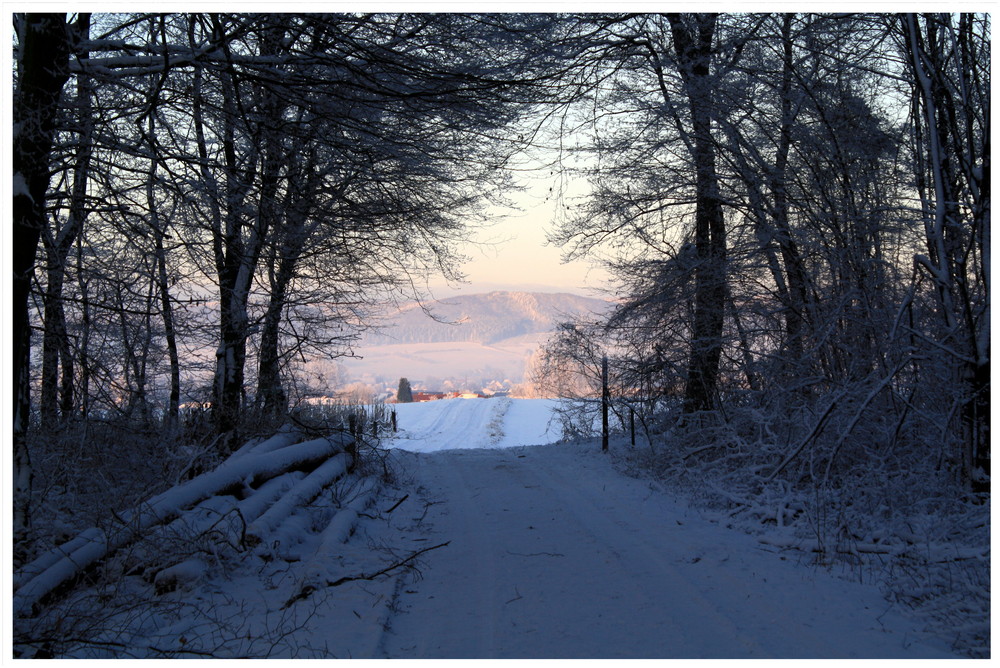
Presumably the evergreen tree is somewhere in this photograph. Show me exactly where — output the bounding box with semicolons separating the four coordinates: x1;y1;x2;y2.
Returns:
397;378;414;403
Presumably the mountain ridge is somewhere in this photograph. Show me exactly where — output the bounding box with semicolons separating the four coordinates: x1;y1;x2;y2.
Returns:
363;290;609;346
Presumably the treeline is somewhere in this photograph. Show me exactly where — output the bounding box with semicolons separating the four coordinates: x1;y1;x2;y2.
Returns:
12;12;580;563
12;13;989;571
537;14;988;500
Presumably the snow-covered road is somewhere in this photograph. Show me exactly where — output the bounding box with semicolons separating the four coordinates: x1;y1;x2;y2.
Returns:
377;399;957;659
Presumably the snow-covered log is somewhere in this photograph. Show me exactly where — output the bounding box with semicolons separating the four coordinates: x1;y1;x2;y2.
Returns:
283;478;381;607
14;434;350;617
234;471;305;526
228;425;301;462
244;453;351;547
314;479;380;549
12;528;105;592
245;426;303;457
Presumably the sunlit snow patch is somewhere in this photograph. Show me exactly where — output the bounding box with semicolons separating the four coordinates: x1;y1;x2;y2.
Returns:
387;398;563;452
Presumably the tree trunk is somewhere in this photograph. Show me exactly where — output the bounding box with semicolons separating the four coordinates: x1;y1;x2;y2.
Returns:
188;25;256;452
211;83;251;450
155;230;181;425
257;163;322;420
257;258;293;420
903;13;990;491
75;234;92;420
204;16;268;451
40;15;91;426
13;13;74;564
144;77;181;426
667;14;727;414
253;25;293;422
771;13;811;372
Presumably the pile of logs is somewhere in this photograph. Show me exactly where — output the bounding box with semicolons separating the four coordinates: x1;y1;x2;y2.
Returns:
14;429;373;618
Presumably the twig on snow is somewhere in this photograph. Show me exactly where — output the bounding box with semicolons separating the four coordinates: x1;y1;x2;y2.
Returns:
281;541;451;609
385;494;409;514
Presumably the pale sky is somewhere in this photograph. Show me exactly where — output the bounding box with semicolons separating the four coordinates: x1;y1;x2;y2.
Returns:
435;163;609;298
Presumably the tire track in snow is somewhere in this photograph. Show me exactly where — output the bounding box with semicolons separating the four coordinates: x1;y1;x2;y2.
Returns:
515;454;767;657
378;450;502;658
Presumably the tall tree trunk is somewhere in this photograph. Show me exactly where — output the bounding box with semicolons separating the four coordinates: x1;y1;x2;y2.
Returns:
771;13;811;373
903;13;990;490
667;14;727;414
257;258;293;420
155;230;181;425
75;234;92;420
12;13;74;564
252;23;291;423
257;155;326;420
40;15;91;425
203;15;267;452
143;57;181;427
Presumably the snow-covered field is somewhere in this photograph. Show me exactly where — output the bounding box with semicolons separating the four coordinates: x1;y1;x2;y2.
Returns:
390;396;562;451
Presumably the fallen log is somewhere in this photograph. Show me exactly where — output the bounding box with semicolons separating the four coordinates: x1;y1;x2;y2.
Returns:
230;425;301;460
244;453;352;547
278;478;381;606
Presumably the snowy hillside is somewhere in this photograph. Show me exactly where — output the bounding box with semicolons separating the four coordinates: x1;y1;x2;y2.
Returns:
363;291;609;345
336;291;608;388
390;396;562;451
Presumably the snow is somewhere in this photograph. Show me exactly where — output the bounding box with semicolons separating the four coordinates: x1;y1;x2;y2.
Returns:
390;397;562;452
373;403;959;658
13;171;32;201
153;558;207;594
14;399;968;658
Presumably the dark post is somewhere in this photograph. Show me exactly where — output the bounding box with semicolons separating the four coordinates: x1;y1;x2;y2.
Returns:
391;409;397;433
630;406;636;447
602;355;609;452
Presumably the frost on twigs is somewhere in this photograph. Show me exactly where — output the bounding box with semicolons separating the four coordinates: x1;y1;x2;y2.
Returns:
616;398;990;658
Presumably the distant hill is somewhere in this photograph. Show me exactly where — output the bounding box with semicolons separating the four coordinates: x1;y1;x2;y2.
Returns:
363;291;610;346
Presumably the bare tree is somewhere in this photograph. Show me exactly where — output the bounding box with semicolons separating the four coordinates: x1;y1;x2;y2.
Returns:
899;13;989;490
13;13;78;564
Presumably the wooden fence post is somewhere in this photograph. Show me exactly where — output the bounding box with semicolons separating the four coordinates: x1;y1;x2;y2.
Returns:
630;406;636;447
602;355;609;452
